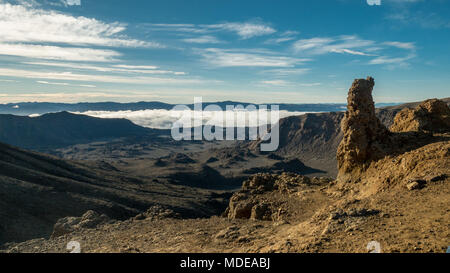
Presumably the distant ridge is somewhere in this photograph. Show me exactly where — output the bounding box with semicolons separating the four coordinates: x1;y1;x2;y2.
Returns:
0;111;159;150
0;101;400;116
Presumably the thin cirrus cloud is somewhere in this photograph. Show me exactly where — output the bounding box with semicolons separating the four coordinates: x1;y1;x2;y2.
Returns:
0;68;208;85
265;31;299;44
197;48;310;68
0;3;160;47
260;80;292;86
261;68;311;76
62;0;81;6
292;35;416;67
206;22;276;39
0;43;121;62
0;2;161;62
368;53;416;65
0;91;159;103
145;21;276;40
37;80;95;88
386;9;450;29
383;41;416;50
23;61;187;75
182;35;222;44
293;36;375;56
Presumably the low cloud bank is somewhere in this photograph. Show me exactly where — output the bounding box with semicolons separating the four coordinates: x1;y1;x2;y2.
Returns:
73;109;316;129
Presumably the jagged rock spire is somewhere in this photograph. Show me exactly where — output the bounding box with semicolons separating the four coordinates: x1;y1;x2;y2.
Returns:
337;77;389;180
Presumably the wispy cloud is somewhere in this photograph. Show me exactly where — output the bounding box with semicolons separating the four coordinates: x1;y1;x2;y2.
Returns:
265;31;299;44
0;3;161;48
23;61;186;75
62;0;81;6
0;91;162;103
205;22;276;39
144;20;276;39
0;78;19;82
293;35;374;56
292;34;416;68
329;48;373;56
386;10;450;29
368;53;415;65
368;41;416;68
0;43;120;62
259;80;292;86
298;82;321;87
0;68;210;85
37;80;95;88
182;35;222;44
197;48;310;68
383;41;416;50
262;68;311;76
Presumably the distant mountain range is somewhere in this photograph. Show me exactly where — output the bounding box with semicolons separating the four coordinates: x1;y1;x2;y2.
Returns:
0;111;164;150
0;101;400;116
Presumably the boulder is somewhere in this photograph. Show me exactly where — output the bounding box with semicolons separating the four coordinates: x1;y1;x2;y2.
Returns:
51;210;111;238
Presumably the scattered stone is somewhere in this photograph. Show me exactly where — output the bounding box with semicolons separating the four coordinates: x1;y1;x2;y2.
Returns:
214;226;240;241
51;210;112;238
137;205;181;221
406;178;426;190
226;173;314;221
406;182;421;191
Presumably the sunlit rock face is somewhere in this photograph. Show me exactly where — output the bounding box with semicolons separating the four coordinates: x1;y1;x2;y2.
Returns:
337;77;390;180
390;98;450;133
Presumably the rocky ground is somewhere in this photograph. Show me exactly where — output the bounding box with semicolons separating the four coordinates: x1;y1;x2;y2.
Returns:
2;170;447;253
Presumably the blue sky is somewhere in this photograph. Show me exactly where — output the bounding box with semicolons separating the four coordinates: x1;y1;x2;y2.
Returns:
0;0;449;104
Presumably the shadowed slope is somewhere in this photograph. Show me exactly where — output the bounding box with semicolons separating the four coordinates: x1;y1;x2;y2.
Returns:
0;142;229;244
0;111;162;150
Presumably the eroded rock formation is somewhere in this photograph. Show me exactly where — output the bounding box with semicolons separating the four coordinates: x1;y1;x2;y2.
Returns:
336;77;449;192
225;173;332;221
390;98;450;133
337;77;390;180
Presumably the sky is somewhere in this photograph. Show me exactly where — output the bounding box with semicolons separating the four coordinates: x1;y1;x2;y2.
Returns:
0;0;449;104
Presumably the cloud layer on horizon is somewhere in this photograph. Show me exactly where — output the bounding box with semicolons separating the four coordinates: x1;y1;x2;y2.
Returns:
71;109;312;129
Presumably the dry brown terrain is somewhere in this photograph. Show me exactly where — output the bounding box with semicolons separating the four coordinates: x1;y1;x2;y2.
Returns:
2;169;447;253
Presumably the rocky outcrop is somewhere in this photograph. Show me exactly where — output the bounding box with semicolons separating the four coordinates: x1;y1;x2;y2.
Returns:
225;173;332;221
51;210;112;238
335;77;449;193
133;205;181;221
390;99;450;133
337;77;391;180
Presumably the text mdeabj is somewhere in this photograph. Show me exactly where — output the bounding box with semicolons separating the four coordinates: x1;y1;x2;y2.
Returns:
180;257;271;270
